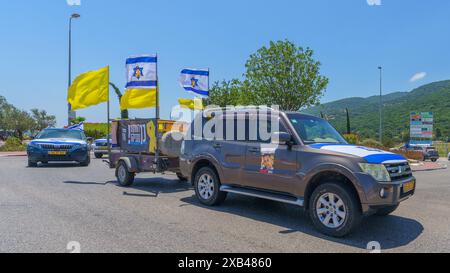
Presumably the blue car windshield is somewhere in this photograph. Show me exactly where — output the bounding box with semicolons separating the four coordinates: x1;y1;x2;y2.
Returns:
37;129;84;140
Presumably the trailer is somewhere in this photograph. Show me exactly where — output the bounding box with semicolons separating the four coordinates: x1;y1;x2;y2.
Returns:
107;118;187;186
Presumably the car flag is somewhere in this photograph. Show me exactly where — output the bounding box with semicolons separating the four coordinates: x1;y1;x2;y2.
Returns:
121;55;158;110
67;66;109;111
179;69;209;97
178;98;204;110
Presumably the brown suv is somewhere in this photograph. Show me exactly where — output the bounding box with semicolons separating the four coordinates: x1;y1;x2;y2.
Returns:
180;108;416;237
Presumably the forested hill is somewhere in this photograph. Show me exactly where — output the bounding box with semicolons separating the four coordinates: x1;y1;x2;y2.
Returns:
303;80;450;142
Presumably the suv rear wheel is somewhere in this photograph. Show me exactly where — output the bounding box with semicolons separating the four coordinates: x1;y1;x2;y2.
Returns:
309;182;362;237
194;167;227;206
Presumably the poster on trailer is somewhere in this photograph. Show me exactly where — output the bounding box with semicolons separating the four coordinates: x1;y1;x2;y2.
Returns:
117;119;157;154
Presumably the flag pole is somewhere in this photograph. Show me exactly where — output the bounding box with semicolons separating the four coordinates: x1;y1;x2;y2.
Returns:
155;53;160;171
107;70;111;167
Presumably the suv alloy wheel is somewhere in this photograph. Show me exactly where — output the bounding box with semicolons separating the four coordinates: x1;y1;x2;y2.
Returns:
194;167;227;206
309;182;362;237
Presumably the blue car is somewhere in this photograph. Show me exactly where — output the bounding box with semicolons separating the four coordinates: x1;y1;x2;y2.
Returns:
27;128;90;167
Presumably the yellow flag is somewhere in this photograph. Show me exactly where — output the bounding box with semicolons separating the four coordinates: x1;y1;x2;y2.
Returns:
178;98;204;110
68;66;109;111
120;88;157;110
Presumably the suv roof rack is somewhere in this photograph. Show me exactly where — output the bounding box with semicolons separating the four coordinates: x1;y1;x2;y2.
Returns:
203;106;280;117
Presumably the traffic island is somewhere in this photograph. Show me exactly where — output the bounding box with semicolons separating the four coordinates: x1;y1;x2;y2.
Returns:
410;160;448;172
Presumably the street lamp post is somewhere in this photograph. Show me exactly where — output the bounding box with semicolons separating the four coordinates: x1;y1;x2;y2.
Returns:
68;13;80;126
378;66;383;144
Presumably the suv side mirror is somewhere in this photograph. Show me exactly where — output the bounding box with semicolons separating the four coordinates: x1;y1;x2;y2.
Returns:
271;132;293;146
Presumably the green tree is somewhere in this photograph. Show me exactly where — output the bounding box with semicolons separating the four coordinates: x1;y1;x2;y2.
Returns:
70;116;86;125
110;82;129;119
207;79;251;107
346;108;351;134
436;128;442;140
30;109;56;132
244;40;329;110
7;108;34;140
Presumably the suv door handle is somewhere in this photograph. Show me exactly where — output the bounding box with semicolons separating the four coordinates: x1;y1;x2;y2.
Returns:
249;147;260;153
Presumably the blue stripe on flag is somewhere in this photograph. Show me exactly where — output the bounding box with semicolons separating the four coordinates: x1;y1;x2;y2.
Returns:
126;81;158;88
184;87;209;96
126;56;157;64
181;69;209;76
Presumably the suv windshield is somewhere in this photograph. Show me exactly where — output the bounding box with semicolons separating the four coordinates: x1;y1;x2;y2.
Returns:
287;114;347;145
36;129;84;140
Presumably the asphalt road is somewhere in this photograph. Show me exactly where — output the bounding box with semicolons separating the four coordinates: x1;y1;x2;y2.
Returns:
0;156;449;253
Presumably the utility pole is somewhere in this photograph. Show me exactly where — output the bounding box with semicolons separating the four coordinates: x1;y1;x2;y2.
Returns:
68;13;81;126
378;66;383;144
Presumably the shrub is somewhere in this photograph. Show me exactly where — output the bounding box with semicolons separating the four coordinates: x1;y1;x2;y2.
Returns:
395;150;423;161
359;139;385;150
343;134;360;145
0;137;26;152
84;123;109;139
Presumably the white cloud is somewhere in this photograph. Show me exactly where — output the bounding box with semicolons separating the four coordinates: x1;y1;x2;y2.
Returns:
410;72;427;82
367;0;382;6
67;0;81;6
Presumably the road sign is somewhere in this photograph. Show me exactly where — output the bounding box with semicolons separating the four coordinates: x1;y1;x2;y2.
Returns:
410;112;433;139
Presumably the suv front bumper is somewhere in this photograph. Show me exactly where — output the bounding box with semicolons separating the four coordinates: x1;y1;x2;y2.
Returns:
355;173;416;214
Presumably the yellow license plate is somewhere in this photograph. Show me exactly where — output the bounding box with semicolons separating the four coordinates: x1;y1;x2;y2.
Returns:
403;181;415;193
48;151;67;156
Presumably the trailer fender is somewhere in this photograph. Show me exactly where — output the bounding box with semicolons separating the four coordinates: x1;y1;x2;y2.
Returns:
118;157;139;173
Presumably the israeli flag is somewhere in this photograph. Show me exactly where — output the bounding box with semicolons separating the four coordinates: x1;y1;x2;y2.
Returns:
68;123;84;131
126;55;157;89
180;69;209;97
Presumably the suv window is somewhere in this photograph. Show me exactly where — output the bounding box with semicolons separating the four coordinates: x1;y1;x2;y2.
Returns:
189;112;289;143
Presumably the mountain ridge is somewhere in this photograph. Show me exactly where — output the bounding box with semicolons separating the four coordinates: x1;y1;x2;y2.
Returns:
303;80;450;142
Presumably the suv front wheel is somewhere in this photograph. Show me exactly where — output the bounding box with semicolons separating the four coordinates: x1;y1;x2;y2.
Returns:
194;167;227;206
309;182;362;237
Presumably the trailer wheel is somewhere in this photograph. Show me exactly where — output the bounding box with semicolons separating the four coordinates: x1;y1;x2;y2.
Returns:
116;161;135;187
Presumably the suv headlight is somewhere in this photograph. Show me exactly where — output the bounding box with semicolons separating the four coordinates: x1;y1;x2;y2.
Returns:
359;163;391;182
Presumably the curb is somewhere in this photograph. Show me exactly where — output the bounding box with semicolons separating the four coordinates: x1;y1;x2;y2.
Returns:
0;153;27;157
411;164;448;172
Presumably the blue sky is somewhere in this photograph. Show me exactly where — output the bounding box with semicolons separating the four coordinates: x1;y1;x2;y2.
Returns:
0;0;449;126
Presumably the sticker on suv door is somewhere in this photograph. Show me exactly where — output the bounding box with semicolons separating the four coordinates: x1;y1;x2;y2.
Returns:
260;147;276;174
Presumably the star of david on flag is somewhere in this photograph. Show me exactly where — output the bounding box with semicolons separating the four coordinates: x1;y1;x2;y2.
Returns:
179;69;209;97
126;55;157;89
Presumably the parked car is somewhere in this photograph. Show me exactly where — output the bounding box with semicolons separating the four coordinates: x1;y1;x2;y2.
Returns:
27;128;90;167
180;108;416;237
93;135;113;159
412;146;439;162
448;152;450;161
